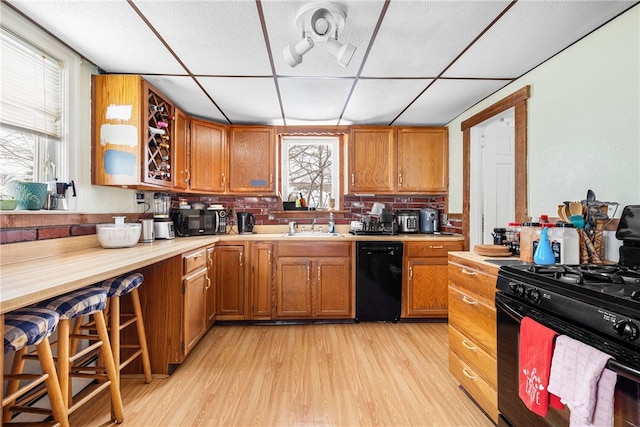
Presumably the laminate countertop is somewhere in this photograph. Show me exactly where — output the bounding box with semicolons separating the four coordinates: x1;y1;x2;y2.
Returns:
1;229;463;314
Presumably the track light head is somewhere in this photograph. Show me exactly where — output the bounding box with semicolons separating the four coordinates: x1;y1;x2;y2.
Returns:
283;37;315;68
324;37;356;67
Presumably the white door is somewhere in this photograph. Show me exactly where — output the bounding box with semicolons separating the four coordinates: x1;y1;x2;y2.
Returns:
470;110;515;248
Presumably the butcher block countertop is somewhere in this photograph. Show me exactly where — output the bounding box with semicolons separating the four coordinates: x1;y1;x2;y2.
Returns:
1;226;463;314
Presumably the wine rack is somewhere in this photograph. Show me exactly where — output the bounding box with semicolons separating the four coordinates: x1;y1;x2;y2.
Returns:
145;90;174;186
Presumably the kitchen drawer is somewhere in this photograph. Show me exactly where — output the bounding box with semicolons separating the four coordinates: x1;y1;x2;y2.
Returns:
448;325;496;389
448;262;497;304
448;285;497;357
406;240;462;258
449;351;498;424
183;248;207;274
277;242;350;258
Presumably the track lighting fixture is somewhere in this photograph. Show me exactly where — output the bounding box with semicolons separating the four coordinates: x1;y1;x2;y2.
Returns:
283;1;356;68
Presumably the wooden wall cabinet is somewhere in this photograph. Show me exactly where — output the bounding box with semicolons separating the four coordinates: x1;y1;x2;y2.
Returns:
447;253;499;424
215;243;246;320
92;74;176;189
249;241;274;320
172;106;190;191
348;126;448;194
275;242;352;319
402;240;463;318
228;126;276;194
189;119;227;193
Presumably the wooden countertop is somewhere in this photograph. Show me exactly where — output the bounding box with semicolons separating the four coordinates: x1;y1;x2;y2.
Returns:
449;250;525;272
0;229;463;314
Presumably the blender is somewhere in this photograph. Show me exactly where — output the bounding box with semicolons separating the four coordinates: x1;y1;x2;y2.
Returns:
153;192;175;239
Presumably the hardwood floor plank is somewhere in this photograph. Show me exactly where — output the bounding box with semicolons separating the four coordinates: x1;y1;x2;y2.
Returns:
69;323;492;426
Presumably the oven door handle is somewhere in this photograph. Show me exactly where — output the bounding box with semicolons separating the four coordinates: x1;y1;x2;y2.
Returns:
495;293;640;383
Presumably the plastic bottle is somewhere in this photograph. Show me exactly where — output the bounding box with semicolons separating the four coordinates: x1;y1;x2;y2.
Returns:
549;222;580;264
519;221;541;262
533;227;556;265
328;212;335;233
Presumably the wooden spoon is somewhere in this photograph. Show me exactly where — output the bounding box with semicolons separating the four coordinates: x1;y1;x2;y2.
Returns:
569;201;583;217
557;204;570;222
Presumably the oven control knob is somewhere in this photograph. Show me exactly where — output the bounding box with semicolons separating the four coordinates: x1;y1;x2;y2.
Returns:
526;289;541;304
614;320;639;340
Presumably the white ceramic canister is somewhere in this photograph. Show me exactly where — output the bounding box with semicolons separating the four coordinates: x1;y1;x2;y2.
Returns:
549;223;580;264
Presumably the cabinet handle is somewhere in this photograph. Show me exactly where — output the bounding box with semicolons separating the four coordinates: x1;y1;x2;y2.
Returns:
268;250;271;265
461;268;477;276
428;245;444;249
269;173;273;185
409;266;413;280
462;368;478;380
317;265;321;282
239;252;243;267
398;174;402;187
461;339;478;352
462;295;478;305
221;173;225;186
307;266;310;282
351;173;354;186
205;277;211;290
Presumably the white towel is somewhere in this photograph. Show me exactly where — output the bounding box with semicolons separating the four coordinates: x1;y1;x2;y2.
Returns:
547;335;617;427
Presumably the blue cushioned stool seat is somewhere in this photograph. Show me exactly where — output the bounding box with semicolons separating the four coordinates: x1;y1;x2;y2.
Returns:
37;287;107;318
101;273;144;297
4;307;60;354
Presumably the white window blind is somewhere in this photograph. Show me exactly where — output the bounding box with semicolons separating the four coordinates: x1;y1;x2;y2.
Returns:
0;27;62;138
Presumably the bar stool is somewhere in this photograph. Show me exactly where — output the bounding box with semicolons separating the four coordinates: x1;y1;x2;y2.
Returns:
37;287;124;423
3;307;69;427
98;272;151;384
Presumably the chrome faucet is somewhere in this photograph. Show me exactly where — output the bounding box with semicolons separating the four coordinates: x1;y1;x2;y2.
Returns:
311;218;316;232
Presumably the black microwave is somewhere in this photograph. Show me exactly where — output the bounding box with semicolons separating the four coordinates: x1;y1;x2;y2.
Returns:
170;208;228;236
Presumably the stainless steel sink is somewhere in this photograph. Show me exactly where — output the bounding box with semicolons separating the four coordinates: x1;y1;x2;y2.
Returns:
282;232;342;237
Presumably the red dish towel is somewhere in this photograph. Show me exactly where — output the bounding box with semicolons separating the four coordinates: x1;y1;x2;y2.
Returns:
519;316;559;416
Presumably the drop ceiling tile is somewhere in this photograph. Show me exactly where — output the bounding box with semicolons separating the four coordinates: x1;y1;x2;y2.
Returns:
394;79;508;126
342;78;432;125
133;1;272;76
262;0;385;77
278;77;355;125
7;0;184;74
142;75;228;124
197;77;282;125
444;0;634;78
362;0;511;77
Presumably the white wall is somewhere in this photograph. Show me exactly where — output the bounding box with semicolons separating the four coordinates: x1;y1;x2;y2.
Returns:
447;5;640;219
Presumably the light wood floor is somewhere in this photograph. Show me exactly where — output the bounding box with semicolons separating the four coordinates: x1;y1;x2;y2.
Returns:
69;322;492;426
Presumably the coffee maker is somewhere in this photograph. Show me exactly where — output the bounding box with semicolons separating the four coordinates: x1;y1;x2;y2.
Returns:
153;192;175;239
46;180;76;210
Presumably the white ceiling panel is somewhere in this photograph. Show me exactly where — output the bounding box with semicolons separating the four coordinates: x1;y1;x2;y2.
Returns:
5;0;636;127
443;0;634;78
133;0;272;76
394;79;508;126
198;77;282;125
142;75;229;123
278;77;355;125
362;0;510;77
263;0;385;77
8;0;184;74
342;78;432;125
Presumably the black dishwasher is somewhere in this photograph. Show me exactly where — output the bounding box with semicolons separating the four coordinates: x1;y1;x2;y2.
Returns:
355;241;403;322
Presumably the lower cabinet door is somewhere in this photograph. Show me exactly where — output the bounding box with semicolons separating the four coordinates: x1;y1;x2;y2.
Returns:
183;267;207;356
276;258;312;318
315;257;351;317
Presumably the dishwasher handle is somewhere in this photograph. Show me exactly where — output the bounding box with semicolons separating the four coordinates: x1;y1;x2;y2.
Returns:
358;244;403;254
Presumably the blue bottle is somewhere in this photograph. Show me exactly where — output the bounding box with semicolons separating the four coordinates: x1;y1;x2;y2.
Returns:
533;227;555;265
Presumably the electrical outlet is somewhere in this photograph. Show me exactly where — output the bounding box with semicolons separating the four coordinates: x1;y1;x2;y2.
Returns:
135;192;145;204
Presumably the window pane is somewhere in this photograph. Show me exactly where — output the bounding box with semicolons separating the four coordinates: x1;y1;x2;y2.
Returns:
283;137;338;209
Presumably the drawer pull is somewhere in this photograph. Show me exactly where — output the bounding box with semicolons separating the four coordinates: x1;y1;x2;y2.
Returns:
462;295;478;305
461;339;478;352
429;245;444;249
461;268;477;276
462;367;478;380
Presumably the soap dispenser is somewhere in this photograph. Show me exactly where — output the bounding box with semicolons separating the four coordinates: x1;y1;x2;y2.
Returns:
533;227;555;265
